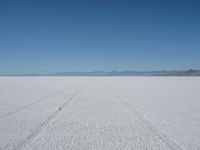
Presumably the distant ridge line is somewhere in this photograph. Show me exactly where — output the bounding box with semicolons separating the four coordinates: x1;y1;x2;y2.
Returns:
1;69;200;76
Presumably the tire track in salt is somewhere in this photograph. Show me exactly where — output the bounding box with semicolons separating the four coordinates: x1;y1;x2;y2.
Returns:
14;82;89;150
0;83;79;121
104;83;186;150
124;87;200;122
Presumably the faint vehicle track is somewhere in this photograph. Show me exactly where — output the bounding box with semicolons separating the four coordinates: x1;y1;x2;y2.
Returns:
0;83;80;121
121;87;200;122
104;83;186;150
14;82;89;150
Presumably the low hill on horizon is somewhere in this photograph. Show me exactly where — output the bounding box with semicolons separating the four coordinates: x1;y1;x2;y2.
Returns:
2;69;200;76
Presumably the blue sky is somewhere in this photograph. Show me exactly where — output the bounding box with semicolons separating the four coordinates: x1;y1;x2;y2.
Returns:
0;0;200;74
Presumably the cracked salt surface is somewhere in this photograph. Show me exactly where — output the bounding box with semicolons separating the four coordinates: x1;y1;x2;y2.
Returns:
0;77;200;150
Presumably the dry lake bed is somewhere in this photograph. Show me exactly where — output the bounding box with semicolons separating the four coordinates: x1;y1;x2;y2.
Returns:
0;77;200;150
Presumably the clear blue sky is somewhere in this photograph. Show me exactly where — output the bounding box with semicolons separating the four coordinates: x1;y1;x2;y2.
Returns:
0;0;200;74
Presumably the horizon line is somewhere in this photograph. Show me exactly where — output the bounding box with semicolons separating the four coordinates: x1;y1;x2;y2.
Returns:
0;69;200;76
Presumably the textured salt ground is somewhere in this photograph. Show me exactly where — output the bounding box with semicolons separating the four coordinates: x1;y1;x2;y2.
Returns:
22;81;176;150
0;77;84;115
0;78;88;150
0;77;200;150
0;87;83;150
105;77;200;150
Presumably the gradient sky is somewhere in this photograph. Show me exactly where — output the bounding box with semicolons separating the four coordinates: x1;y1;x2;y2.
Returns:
0;0;200;74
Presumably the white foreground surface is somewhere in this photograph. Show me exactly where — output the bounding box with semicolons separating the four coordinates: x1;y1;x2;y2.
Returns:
0;77;200;150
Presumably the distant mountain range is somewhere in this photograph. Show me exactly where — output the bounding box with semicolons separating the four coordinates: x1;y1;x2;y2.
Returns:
2;69;200;76
49;69;200;76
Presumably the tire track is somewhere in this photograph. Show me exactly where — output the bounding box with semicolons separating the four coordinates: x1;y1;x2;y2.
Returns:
125;87;200;122
104;83;186;150
14;82;89;150
0;83;79;121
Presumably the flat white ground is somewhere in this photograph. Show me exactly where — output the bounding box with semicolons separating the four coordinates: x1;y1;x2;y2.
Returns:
0;77;200;150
